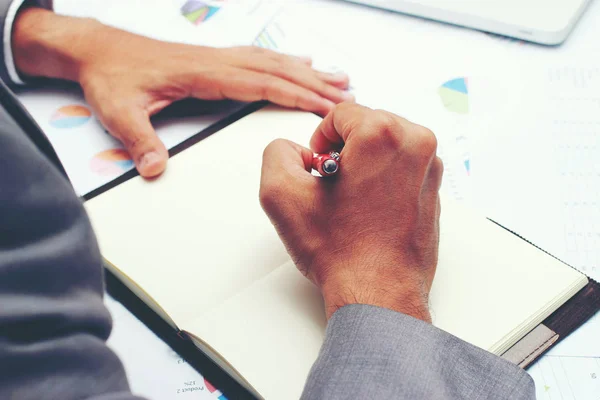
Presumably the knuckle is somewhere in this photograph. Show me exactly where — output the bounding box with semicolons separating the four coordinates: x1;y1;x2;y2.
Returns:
412;126;438;158
257;46;280;61
250;46;269;56
259;76;280;100
428;156;444;190
330;102;374;139
258;181;275;209
259;140;286;208
123;135;141;150
271;57;287;72
317;79;331;95
259;179;285;214
120;128;145;149
261;140;277;166
411;227;438;255
432;156;444;177
266;138;289;152
290;94;302;109
371;111;405;147
122;128;151;152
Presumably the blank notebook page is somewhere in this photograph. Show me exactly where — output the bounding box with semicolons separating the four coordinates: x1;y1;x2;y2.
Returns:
85;105;587;399
431;198;586;355
85;106;319;326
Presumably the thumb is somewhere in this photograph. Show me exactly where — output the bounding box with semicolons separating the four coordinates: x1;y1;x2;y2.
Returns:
105;110;168;178
259;138;315;219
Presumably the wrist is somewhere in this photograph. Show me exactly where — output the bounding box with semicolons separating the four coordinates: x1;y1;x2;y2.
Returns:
12;7;106;82
321;273;431;322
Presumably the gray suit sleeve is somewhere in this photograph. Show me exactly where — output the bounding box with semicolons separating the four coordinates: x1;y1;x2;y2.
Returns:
0;86;143;399
303;304;536;400
0;0;53;85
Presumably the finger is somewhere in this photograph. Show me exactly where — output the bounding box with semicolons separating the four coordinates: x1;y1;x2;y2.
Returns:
316;71;351;90
289;55;313;65
268;62;354;104
259;138;315;216
424;156;444;194
252;48;349;90
310;102;374;153
206;66;336;116
242;47;312;66
227;49;353;104
103;110;168;178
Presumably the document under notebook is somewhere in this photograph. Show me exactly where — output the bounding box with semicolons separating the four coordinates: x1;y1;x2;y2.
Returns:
85;105;590;400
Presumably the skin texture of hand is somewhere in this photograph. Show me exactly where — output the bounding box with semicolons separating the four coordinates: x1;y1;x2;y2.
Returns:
12;8;352;177
260;103;443;322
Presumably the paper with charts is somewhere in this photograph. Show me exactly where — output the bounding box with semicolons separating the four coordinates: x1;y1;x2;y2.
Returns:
54;0;281;47
471;63;600;399
105;297;228;400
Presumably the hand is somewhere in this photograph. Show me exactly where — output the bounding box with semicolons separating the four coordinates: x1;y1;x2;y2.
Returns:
13;8;352;177
260;103;443;322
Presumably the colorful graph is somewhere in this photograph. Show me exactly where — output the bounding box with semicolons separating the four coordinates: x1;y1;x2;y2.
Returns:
455;136;471;176
438;77;469;114
50;105;92;129
463;158;471;176
204;378;228;400
90;149;134;176
181;1;221;25
254;23;280;50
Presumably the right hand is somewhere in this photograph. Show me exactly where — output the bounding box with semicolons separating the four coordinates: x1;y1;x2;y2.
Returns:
260;103;443;322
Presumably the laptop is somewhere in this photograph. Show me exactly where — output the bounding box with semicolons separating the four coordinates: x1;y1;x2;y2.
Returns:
342;0;592;45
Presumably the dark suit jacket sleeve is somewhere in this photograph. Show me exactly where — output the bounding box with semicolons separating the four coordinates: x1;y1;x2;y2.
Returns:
302;304;536;399
0;0;53;85
0;80;144;399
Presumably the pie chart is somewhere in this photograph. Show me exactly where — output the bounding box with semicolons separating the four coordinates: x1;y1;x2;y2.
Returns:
181;1;221;25
50;105;92;129
90;149;134;176
438;77;468;114
204;378;228;399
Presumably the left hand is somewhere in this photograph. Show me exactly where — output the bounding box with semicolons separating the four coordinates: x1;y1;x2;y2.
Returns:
13;8;352;177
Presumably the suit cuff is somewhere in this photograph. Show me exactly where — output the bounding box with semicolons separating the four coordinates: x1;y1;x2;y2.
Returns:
3;0;53;85
303;304;535;399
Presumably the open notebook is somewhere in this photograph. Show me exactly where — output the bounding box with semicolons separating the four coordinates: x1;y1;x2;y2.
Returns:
85;105;592;400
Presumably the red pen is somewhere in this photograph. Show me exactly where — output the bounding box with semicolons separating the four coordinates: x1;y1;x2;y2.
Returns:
312;151;341;176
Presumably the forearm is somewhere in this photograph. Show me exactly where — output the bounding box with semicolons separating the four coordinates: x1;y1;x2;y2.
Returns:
12;7;123;82
303;305;535;400
12;7;93;81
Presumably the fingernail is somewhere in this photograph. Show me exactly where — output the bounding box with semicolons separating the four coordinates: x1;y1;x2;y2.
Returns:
342;91;355;102
139;151;161;172
299;56;313;64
